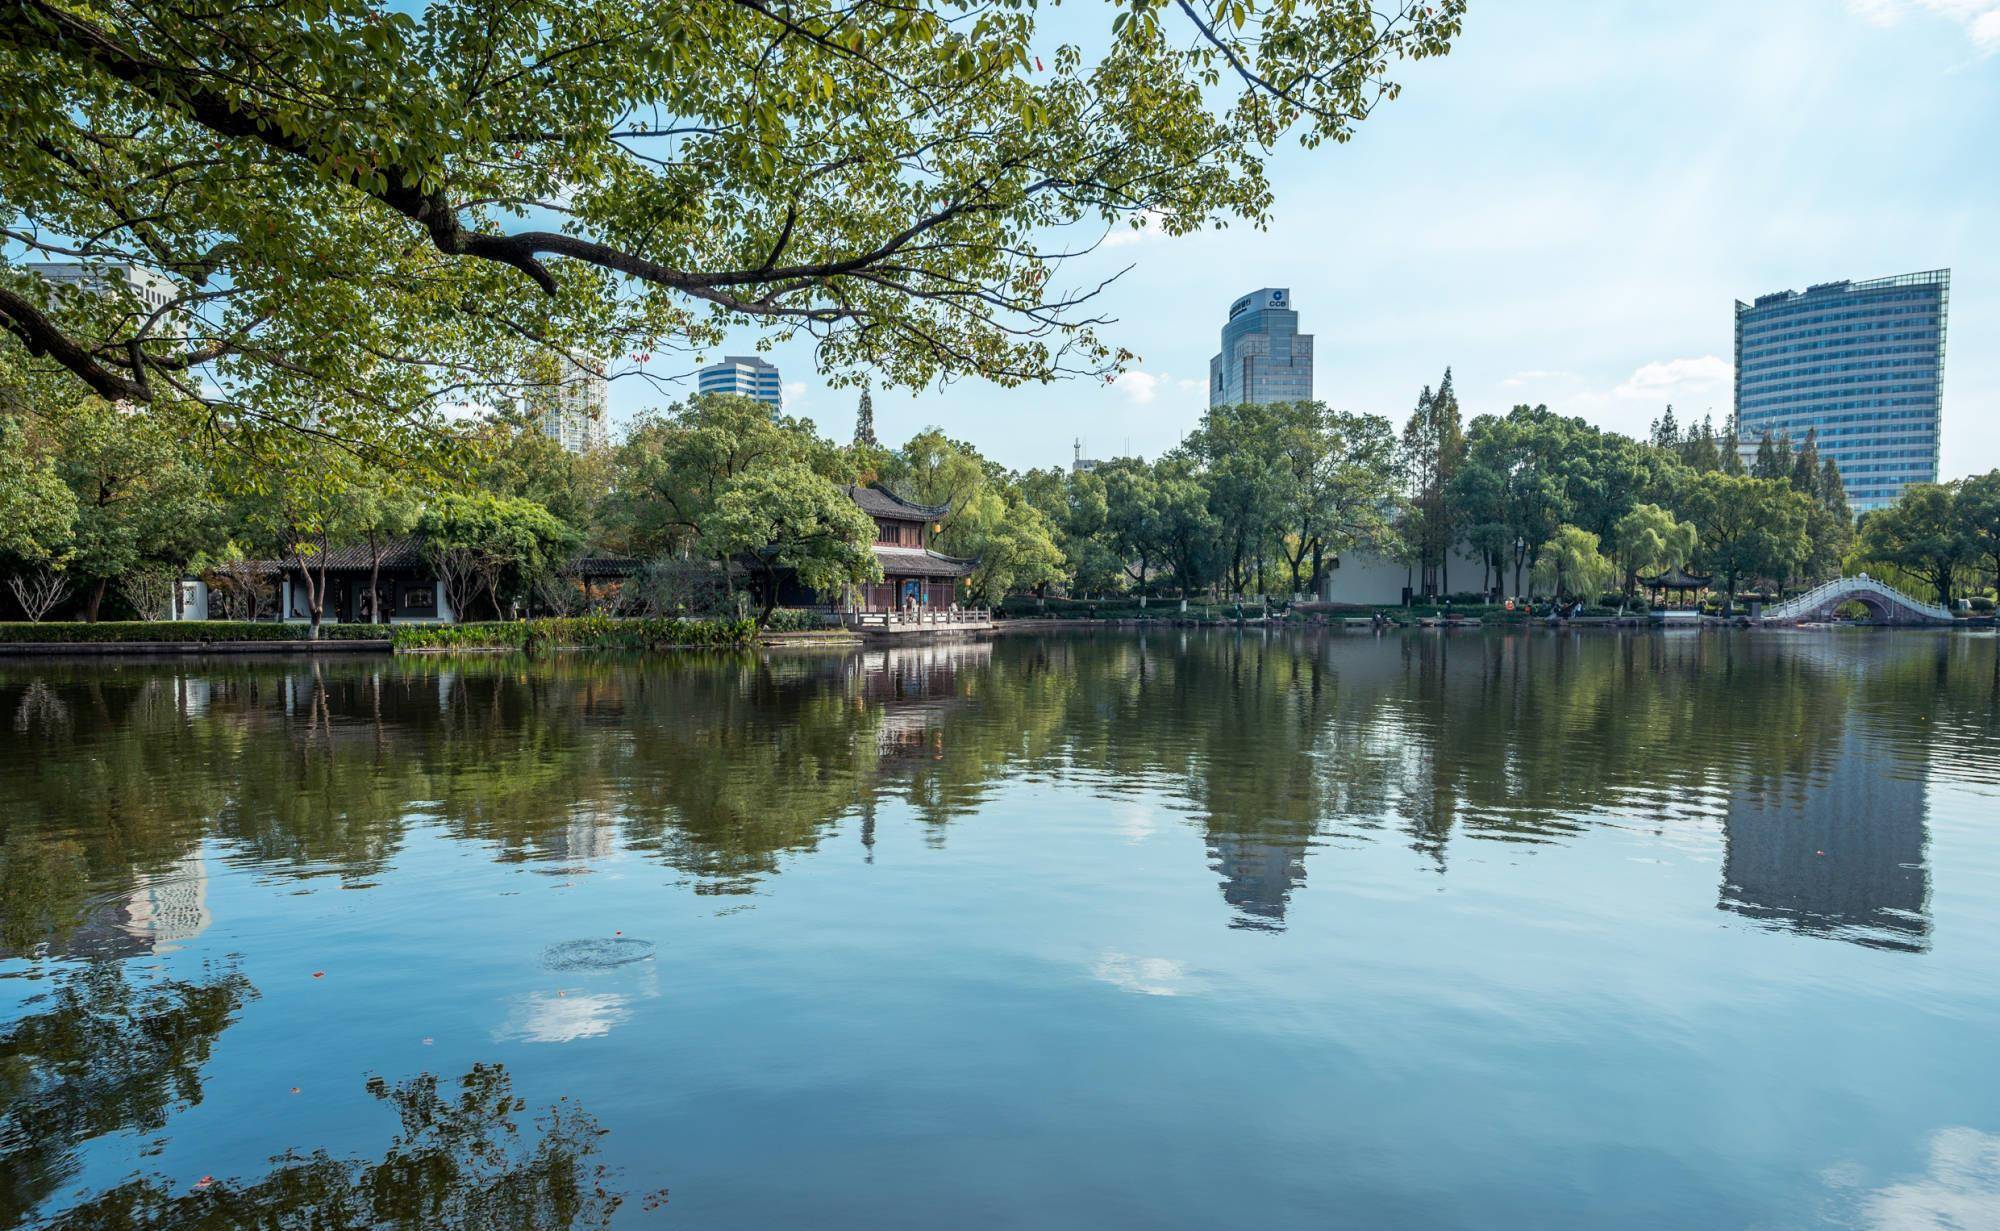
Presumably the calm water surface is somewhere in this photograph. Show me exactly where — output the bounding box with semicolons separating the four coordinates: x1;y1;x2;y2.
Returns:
3;631;1999;1229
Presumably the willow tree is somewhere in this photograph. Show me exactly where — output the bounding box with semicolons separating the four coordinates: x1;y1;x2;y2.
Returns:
1531;524;1614;603
1;0;1464;448
1610;502;1696;601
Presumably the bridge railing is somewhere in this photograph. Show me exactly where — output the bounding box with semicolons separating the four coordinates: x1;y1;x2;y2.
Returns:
1763;574;1952;624
1764;577;1849;622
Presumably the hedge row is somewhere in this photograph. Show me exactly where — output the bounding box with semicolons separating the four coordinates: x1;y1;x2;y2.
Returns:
391;616;755;652
0;620;385;643
763;607;830;632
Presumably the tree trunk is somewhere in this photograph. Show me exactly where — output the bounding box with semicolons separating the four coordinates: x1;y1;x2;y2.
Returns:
1931;564;1953;609
756;566;780;626
368;532;385;625
85;576;108;622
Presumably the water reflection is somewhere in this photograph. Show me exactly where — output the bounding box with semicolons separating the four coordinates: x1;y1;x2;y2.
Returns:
0;963;254;1225
0;632;1992;949
32;1062;626;1231
1;632;1997;1227
1720;718;1930;951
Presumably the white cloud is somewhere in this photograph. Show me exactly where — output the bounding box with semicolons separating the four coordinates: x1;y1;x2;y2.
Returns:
781;380;808;409
1850;0;2000;51
496;992;630;1043
1102;210;1167;249
1111;370;1164;404
1092;951;1195;997
1611;355;1732;401
1852;1127;2000;1229
1108;370;1206;406
1500;369;1582;389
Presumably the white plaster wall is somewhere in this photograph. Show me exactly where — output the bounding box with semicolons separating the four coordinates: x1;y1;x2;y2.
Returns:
173;578;209;621
1318;547;1492;605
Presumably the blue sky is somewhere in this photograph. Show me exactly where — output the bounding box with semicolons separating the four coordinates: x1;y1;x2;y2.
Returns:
609;0;2000;477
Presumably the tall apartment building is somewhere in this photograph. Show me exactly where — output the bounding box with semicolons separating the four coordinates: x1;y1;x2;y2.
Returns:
1209;288;1313;408
1733;270;1948;511
697;355;784;409
523;352;609;453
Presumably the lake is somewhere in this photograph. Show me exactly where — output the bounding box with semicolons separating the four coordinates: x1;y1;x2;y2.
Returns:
3;630;1998;1229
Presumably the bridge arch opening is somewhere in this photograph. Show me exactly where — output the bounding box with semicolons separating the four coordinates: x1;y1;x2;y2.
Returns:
1843;595;1894;623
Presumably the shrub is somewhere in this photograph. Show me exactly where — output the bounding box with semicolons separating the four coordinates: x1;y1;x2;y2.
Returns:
762;607;829;632
623;556;731;618
0;620;385;643
1969;596;1995;613
390;615;753;652
1409;602;1506;618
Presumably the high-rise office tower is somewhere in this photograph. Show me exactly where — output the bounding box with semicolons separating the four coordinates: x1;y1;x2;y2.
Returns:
1209;287;1313;408
697;355;784;409
1733;270;1948;511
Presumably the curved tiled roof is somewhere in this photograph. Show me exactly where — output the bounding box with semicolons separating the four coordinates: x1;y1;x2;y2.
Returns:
263;536;428;572
259;539;636;577
848;482;950;522
872;545;976;578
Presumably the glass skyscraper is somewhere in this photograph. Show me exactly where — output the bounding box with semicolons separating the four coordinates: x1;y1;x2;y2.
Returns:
1733;269;1948;511
1210;288;1313;408
698;355;784;409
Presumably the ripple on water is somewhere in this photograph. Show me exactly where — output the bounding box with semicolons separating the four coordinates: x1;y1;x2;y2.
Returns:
542;938;655;971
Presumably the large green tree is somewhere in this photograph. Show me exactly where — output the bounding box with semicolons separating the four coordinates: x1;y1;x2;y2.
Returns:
1610;502;1697;601
0;0;1464;436
1399;369;1465;597
710;462;879;623
1275;402;1398;596
606;394;840;557
1189;401;1290;595
1531;524;1615;602
0;414;73;567
1858;482;1975;608
1680;472;1810;611
888;428;1067;593
1960;471;2000;595
418;490;579;619
43;398;215;619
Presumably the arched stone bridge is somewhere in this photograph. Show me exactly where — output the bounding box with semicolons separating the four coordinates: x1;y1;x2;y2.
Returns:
1761;574;1953;625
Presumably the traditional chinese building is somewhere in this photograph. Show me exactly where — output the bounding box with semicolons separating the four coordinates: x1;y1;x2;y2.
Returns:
845;484;976;612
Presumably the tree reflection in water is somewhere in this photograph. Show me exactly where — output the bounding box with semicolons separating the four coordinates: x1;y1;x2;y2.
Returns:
0;631;1992;945
34;1063;625;1231
1;962;629;1230
1;964;254;1225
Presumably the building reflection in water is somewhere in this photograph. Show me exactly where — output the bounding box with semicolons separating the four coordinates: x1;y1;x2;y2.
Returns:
1719;718;1931;952
2;630;1977;948
1206;835;1309;931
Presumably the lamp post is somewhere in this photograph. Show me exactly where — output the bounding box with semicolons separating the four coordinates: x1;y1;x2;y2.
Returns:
1512;535;1526;601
